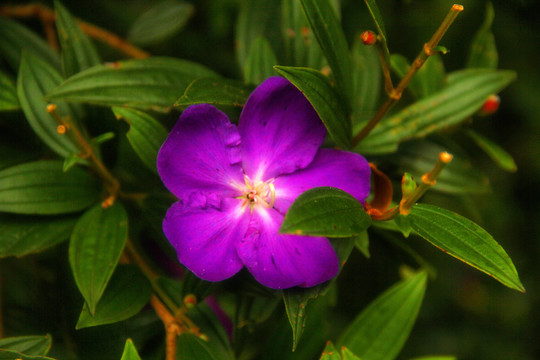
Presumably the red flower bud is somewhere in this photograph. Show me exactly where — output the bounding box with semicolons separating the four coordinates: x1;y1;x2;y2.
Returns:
360;30;377;45
478;94;500;116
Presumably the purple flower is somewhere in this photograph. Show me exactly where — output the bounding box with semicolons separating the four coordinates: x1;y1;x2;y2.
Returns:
157;77;370;289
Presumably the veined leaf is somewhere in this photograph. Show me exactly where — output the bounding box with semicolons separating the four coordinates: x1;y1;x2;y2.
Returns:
280;187;371;237
112;107;167;173
467;2;498;69
0;17;60;71
127;0;194;46
465;129;517;172
320;342;342;360
17;52;80;158
355;69;516;154
175;77;252;108
338;271;428;360
0;161;100;215
176;333;217;360
0;334;52;356
391;54;446;99
0;350;55;360
407;204;525;292
69;202;128;314
363;0;390;63
55;0;101;78
120;339;142;360
300;0;353;104
244;36;278;85
76;265;151;329
46;57;217;110
0;71;19;111
274;66;351;149
0;214;77;258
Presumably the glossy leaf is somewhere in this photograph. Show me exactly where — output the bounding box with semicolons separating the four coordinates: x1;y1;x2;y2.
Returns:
76;265;152;329
338;271;428;360
244;36;278;85
112;107;167;173
274;66;351;149
0;17;60;71
353;231;370;258
467;2;498;69
300;0;353;104
356;69;517;154
280;187;371;237
0;214;77;258
120;339;142;360
175;77;252;107
0;161;100;215
55;0;101;78
69;202;128;314
407;204;525;292
176;333;217;360
0;334;52;356
127;0;194;46
0;71;19;111
320;342;342;360
46;57;217;110
465;129;517;172
17;52;80;157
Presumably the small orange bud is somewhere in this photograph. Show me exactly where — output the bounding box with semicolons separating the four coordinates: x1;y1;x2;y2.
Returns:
360;30;377;45
183;294;197;309
439;151;453;163
56;125;67;134
478;94;500;116
46;104;57;113
101;196;115;208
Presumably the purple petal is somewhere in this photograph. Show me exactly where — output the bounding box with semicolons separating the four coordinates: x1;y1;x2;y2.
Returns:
237;207;339;289
273;148;371;214
157;104;244;203
163;198;249;281
239;77;326;181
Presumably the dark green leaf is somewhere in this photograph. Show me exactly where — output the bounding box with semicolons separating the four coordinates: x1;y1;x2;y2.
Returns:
0;71;19;111
55;0;101;78
467;2;498;69
112;107;167;174
46;57;217;110
274;66;351;149
0;17;60;71
363;0;390;62
338;271;428;360
0;350;55;360
156;272;214;309
353;231;370;258
127;0;194;46
244;36;278;85
280;187;371;237
17;52;80;157
176;333;217;360
391;54;446;99
0;161;100;215
356;69;517;154
0;214;77;258
465;129;517;172
76;265;151;329
69;202;128;314
175;77;252;108
0;334;52;356
120;339;142;360
407;204;525;292
300;0;353;104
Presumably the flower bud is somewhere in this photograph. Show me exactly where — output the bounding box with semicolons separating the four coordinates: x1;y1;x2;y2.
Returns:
360;30;377;46
183;294;197;309
478;94;500;116
401;172;417;199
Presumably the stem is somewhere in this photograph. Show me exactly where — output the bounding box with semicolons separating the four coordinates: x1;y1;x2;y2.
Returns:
352;4;464;147
375;37;394;96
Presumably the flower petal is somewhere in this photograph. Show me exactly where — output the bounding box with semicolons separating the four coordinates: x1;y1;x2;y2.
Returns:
239;77;326;181
157;104;244;203
163;198;249;281
273;148;371;214
237;207;339;289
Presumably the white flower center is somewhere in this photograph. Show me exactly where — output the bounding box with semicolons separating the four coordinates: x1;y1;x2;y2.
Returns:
237;174;275;212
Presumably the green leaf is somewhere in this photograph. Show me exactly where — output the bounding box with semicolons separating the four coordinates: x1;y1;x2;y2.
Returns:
176;333;217;360
127;0;194;46
17;52;81;158
409;357;456;360
300;0;353;104
320;342;342;360
0;350;55;360
0;71;19;111
0;214;77;258
46;57;217;111
76;265;151;329
0;161;100;215
69;202;128;314
274;66;351;149
280;187;371;237
112;107;167;174
338;271;428;360
342;348;362;360
407;204;525;292
175;77;252;108
355;69;517;154
120;339;142;360
244;36;278;85
465;129;517;172
391;54;446;99
363;0;390;62
0;17;60;71
55;0;101;78
0;334;52;356
353;231;370;258
155;273;214;310
467;2;498;69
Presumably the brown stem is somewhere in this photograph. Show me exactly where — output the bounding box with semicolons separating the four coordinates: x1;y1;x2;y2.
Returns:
151;295;182;360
